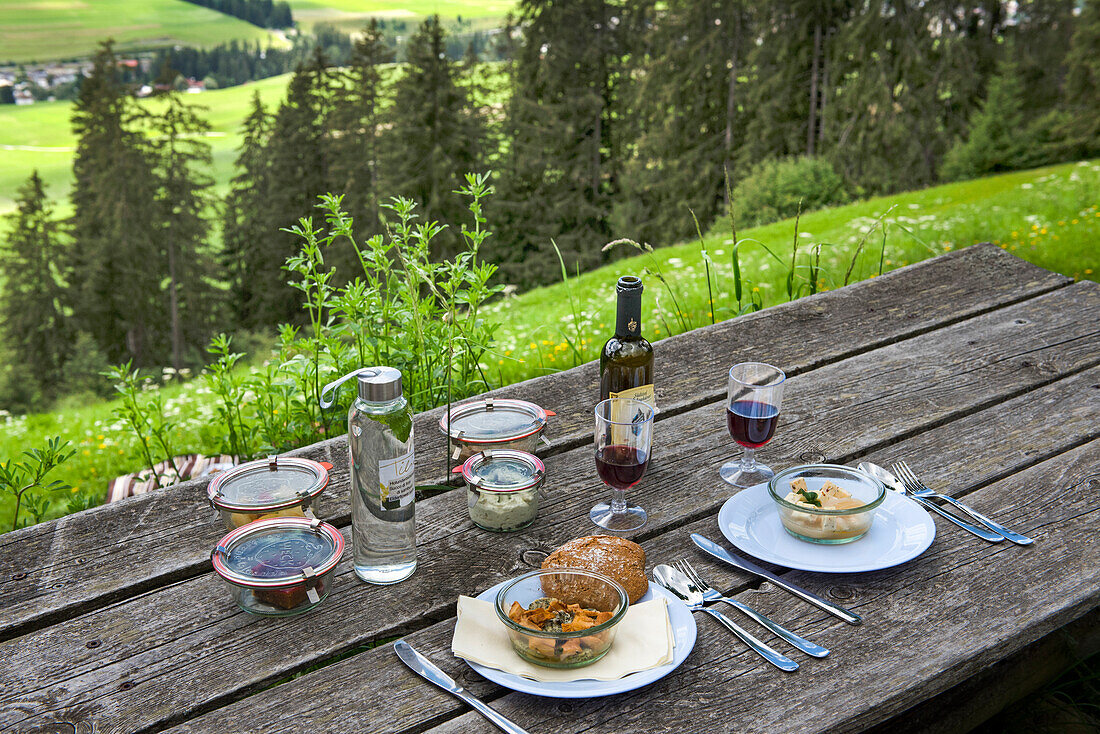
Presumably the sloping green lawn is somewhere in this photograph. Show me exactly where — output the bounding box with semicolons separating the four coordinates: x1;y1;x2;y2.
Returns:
2;161;1098;531
0;73;295;214
0;0;281;64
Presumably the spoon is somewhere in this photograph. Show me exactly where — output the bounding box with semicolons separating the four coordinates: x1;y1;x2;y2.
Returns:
857;462;1004;543
653;564;798;672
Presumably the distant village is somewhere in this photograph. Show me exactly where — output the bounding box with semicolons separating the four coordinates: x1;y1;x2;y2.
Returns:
0;55;211;105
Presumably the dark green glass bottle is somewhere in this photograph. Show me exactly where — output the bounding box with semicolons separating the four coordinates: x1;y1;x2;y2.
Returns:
599;276;655;406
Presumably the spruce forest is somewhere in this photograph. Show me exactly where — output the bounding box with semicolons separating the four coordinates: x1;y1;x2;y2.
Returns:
2;0;1099;418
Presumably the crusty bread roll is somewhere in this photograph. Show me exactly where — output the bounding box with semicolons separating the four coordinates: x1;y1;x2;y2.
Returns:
541;535;648;607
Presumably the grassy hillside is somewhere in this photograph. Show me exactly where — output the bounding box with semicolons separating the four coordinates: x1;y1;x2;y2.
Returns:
2;160;1097;530
0;61;509;215
0;0;281;64
484;161;1100;379
288;0;514;30
0;73;295;214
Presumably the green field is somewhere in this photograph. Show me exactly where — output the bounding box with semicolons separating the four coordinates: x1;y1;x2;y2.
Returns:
0;0;282;64
2;160;1097;531
288;0;513;30
0;72;295;215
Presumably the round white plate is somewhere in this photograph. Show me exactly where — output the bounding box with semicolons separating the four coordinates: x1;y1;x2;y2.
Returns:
465;580;697;698
718;483;935;573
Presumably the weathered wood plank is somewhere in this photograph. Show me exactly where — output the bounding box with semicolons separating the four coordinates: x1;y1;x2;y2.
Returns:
0;246;1073;643
2;287;1096;734
862;609;1100;734
163;436;1100;734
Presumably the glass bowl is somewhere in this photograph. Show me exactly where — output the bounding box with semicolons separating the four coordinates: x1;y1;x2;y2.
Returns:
439;398;553;463
211;516;344;616
494;568;629;668
207;455;331;530
767;464;886;544
459;450;545;532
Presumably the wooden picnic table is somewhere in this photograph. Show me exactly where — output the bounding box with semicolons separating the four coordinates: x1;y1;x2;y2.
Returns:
1;243;1098;734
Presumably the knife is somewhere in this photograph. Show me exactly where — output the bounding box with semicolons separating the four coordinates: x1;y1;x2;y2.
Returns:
393;640;531;734
691;533;862;625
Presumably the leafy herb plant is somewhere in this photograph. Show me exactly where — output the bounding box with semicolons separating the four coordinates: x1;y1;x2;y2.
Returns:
0;436;76;531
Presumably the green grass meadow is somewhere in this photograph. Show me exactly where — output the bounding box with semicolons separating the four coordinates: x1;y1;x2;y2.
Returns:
0;72;295;215
288;0;513;31
0;0;282;64
2;160;1097;530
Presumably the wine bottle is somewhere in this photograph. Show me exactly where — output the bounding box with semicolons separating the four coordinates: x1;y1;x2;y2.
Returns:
600;275;655;407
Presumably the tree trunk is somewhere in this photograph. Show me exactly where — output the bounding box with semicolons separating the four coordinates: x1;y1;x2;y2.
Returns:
168;235;180;371
808;22;822;156
724;13;741;209
819;29;829;149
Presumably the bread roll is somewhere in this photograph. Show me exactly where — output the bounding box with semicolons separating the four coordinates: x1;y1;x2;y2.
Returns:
541;535;648;607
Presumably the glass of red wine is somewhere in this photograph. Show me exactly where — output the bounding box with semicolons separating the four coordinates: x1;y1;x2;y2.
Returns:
591;397;655;531
720;362;786;488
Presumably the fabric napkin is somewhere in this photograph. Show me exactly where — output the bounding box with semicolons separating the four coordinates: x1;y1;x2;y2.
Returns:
452;595;674;682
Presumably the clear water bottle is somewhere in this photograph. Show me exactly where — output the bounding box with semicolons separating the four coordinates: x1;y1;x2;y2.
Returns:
320;367;416;584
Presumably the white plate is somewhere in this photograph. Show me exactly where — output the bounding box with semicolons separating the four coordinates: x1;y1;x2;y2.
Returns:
464;581;697;698
718;483;935;573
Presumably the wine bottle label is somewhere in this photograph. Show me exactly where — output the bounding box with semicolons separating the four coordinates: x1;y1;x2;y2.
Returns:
379;448;415;510
607;385;654;444
610;384;656;410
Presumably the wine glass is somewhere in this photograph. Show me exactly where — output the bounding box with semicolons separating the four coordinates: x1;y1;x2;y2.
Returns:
591;398;654;531
720;362;786;488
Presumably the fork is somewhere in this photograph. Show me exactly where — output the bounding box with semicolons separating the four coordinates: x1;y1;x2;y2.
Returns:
892;461;1033;546
674;560;829;658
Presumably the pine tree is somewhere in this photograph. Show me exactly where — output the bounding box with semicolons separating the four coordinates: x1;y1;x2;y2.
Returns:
941;53;1028;181
255;49;339;326
0;172;71;400
614;0;753;246
224;91;274;325
494;0;642;287
144;91;222;368
825;1;946;192
330;20;394;240
382;15;484;258
69;41;164;365
1010;0;1077;117
1052;0;1100;157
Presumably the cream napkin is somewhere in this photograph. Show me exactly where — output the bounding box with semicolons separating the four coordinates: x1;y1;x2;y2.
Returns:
452;595;674;682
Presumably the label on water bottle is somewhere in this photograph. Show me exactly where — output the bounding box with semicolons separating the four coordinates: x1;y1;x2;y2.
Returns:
379;448;415;510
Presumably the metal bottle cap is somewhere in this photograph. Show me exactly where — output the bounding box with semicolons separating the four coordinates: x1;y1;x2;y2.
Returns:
356;366;403;402
319;366;403;408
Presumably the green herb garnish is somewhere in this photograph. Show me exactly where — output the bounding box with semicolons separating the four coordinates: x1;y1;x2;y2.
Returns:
797;488;822;507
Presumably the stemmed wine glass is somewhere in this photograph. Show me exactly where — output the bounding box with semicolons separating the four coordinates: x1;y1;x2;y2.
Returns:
720;362;786;488
591;397;654;531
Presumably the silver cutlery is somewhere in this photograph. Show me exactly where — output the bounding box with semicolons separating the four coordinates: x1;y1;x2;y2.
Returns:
653;564;799;672
394;640;530;734
673;559;829;658
691;533;862;625
858;462;1004;543
892;460;1033;546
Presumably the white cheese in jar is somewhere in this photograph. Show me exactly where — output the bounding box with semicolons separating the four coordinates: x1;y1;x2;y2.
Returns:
468;488;538;532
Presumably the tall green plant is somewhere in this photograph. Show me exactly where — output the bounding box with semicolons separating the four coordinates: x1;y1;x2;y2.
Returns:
105;363;180;487
0;437;76;531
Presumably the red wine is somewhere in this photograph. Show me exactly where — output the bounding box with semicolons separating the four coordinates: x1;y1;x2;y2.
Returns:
595;445;649;490
727;400;779;448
